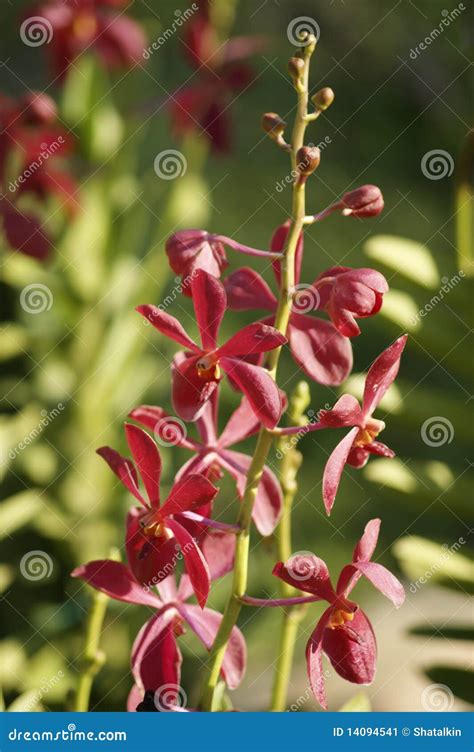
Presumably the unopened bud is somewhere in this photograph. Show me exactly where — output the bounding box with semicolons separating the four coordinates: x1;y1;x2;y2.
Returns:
288;56;305;84
20;93;57;125
341;185;384;217
261;112;286;137
296;146;321;176
311;87;335;112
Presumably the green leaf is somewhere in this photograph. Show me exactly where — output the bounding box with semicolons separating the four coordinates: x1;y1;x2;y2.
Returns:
410;625;474;641
424;666;474;705
393;535;474;594
0;323;28;361
365;235;440;288
0;490;43;539
339;692;372;711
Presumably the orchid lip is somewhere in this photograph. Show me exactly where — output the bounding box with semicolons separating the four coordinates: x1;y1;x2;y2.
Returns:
196;353;221;381
354;418;385;447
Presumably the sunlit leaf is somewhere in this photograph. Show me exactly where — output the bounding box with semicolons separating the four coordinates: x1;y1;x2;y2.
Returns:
365;235;440;288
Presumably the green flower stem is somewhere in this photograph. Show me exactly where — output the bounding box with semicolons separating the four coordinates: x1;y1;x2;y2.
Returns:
74;549;119;712
200;35;317;712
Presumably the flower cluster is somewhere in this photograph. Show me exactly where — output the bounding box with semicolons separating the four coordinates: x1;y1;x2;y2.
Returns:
0;93;77;260
75;33;407;712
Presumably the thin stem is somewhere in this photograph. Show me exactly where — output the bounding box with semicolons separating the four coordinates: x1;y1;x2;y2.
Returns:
199;36;317;712
74;551;119;712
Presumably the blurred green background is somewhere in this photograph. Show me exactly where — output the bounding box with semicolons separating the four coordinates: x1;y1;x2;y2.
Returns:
1;0;472;712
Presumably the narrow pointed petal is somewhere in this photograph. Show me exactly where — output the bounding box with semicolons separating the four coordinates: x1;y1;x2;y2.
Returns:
322;609;377;685
362;335;408;419
339;561;405;607
322;427;359;515
306;608;332;709
136;305;199;351
132;614;182;694
177;604;247;689
125;424;161;507
272;557;336;601
157;574;179;603
129;405;197;450
190;269;226;350
72;560;161;607
172;353;219;422
224;267;277;311
220;357;282;428
166;517;210;608
288;316;353;386
354;518;381;562
218;397;261;448
216;322;286;359
319;394;363;428
96;446;146;506
127;685;143;712
221;450;282;535
160;474;218;517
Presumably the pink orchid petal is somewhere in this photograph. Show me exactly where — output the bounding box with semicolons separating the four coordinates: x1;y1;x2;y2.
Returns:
71;560;161;608
132;616;182;693
127;684;143;712
129;405;197;450
328;304;361;337
178;603;246;689
178;530;236;601
288;316;353;386
172;353;219;422
272;557;336;601
218;397;261;448
339;561;405;607
322;427;359;515
157;574;179;603
354;518;381;563
195;398;218;446
160;474;218;517
221;450;282;536
306;608;333;709
136;305;199;351
124;424;161;507
322;608;376;685
319;394;363;428
362;335;408;419
216;322;286;359
220;357;282;428
190;269;226;351
166;517;210;608
96;446;146;506
224;267;277;311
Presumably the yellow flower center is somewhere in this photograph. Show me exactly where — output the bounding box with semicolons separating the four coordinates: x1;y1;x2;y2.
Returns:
73;13;98;42
328;609;355;630
353;417;385;447
196;355;221;381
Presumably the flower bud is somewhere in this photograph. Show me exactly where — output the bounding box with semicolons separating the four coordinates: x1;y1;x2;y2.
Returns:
341;185;384;217
261;112;286;137
296;146;321;176
311;87;334;112
288;56;305;84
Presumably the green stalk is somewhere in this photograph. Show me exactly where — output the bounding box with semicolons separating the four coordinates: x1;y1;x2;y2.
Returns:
199;36;317;712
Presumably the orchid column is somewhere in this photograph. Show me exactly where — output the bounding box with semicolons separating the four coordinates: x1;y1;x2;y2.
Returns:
200;31;319;711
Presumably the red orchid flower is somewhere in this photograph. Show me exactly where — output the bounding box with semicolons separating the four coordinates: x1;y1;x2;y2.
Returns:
0;93;77;260
312;266;388;338
27;0;146;79
279;335;407;514
137;269;286;428
224;222;353;386
169;3;264;152
129;394;282;536
244;519;404;709
96;422;223;607
165;229;281;294
72;531;246;711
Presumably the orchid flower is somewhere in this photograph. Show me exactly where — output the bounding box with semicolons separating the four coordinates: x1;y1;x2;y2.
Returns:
129;395;282;536
26;0;146;78
96;423;226;607
137;269;286;428
73;531;246;711
224;221;353;386
278;335;407;514
244;519;404;708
